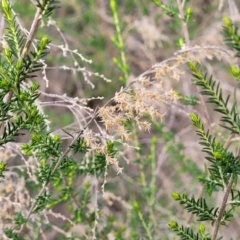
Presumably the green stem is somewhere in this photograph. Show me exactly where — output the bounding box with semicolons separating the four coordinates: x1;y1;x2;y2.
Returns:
135;204;154;240
110;0;129;84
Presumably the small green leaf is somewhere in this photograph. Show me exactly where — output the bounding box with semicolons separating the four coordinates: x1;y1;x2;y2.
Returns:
199;223;205;237
168;221;178;229
171;192;181;200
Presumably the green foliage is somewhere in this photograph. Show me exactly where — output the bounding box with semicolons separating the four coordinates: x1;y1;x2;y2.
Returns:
35;0;60;18
150;0;179;17
223;17;240;57
5;229;24;240
223;17;240;88
172;192;229;224
190;63;240;134
177;92;199;105
0;161;7;178
110;0;130;84
190;113;240;182
1;0;240;239
0;0;118;238
170;61;240;239
169;221;212;240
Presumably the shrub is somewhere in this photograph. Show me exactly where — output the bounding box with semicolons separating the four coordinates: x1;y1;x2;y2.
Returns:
1;0;240;239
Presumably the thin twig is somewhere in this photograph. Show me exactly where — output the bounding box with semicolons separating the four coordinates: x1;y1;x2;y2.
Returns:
136;45;234;85
224;134;235;150
21;7;42;59
212;177;233;240
176;0;190;46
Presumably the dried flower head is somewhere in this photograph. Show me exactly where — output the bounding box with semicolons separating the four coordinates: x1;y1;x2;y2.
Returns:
99;45;236;144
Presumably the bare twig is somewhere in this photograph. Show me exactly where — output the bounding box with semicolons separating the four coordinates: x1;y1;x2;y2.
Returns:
212;177;233;240
21;8;42;59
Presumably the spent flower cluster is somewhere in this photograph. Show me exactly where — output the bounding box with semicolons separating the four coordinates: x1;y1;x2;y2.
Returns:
1;0;240;239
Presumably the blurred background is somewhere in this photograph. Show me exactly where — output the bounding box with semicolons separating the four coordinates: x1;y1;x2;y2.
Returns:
2;0;240;239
